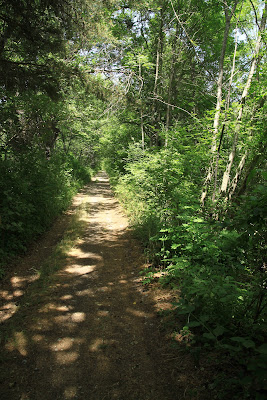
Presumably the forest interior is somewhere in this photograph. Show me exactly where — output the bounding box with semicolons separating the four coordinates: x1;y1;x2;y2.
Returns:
0;0;266;399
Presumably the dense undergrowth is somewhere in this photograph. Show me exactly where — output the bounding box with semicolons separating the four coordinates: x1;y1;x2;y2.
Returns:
0;0;266;397
105;141;267;399
0;149;92;273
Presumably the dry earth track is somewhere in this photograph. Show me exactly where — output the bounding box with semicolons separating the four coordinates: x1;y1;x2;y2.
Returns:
0;172;208;400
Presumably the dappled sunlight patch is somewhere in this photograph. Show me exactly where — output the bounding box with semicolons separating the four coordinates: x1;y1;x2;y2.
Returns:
97;285;110;292
2;283;36;323
172;331;193;344
1;275;41;322
97;310;110;317
119;279;128;284
71;312;86;323
89;338;104;352
20;392;31;400
60;294;73;300
10;274;38;288
1;301;17;309
5;331;28;356
39;302;71;313
67;249;101;260
0;290;14;300
79;273;98;281
126;308;154;319
51;337;74;351
154;301;175;312
58;283;70;289
0;301;18;322
64;386;77;399
152;289;179;313
65;265;96;276
89;338;118;353
76;288;95;297
13;289;24;297
56;305;71;312
92;175;108;183
55;351;79;364
32;334;44;343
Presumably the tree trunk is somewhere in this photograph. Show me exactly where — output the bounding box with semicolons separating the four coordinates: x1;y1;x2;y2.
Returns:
151;8;164;147
220;1;266;196
201;1;238;206
165;24;179;147
138;55;145;150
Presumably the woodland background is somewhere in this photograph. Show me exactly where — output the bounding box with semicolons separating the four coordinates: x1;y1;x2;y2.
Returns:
0;1;266;398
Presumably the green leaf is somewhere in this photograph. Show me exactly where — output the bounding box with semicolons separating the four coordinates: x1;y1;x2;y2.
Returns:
230;336;246;343
177;304;195;315
256;344;267;355
242;340;255;349
213;325;225;337
199;315;210;323
221;344;241;352
203;332;216;340
230;337;255;348
188;321;201;328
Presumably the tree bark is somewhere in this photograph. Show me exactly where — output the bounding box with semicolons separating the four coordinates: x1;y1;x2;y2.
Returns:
220;1;267;195
165;23;179;147
151;7;164;147
138;55;145;150
201;1;238;206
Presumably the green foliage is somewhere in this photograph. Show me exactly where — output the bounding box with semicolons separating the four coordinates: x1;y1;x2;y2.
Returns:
109;124;266;397
0;149;91;267
0;0;266;397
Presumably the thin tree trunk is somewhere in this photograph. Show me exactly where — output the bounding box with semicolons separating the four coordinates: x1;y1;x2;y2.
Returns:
165;24;179;147
213;2;243;201
151;8;164;147
201;1;238;206
140;107;145;150
212;2;238;152
228;151;247;200
235;150;263;198
220;1;267;195
138;55;145;150
238;1;266;120
153;38;160;97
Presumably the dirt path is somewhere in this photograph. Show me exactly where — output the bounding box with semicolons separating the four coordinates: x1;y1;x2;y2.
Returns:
0;172;200;400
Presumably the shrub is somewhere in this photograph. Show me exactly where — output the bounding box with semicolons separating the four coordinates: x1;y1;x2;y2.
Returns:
0;149;91;268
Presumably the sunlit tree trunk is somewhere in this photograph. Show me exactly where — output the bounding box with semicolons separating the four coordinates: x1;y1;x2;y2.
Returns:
212;1;244;202
151;7;164;146
138;55;145;150
201;0;238;206
220;1;267;196
165;24;179;147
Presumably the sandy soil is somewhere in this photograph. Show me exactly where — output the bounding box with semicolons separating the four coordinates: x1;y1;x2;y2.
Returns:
0;172;206;400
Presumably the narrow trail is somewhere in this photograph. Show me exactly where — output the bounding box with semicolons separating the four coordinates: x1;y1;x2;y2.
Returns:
0;172;198;400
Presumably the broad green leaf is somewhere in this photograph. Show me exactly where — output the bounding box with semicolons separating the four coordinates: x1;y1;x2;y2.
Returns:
213;325;225;337
230;337;255;348
256;344;267;355
199;315;210;323
230;337;246;343
242;340;255;349
203;332;216;340
188;321;201;328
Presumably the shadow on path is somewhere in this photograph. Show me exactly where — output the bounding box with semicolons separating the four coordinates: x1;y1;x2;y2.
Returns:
0;172;191;400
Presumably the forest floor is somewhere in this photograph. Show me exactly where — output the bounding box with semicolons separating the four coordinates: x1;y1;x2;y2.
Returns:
0;172;213;400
